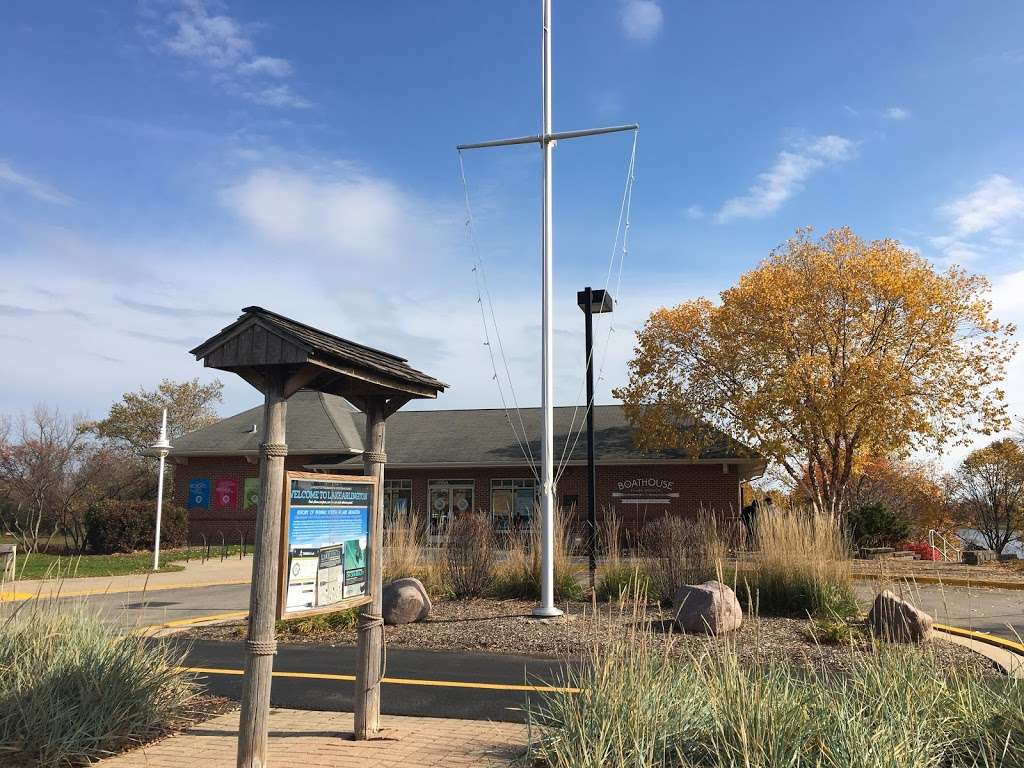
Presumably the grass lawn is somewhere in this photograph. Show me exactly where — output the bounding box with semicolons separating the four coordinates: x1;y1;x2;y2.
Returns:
6;545;250;581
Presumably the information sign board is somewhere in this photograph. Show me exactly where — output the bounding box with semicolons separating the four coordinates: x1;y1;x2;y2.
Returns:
277;472;375;619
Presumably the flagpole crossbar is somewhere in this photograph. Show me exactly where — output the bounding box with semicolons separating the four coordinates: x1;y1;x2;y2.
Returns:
457;123;638;151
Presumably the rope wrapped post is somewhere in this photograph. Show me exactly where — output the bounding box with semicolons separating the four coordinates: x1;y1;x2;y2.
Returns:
237;376;287;768
354;399;387;740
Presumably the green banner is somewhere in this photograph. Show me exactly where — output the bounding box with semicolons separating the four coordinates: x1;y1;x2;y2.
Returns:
243;477;260;511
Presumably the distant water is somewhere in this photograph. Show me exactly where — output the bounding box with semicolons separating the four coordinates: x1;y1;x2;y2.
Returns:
957;528;1024;558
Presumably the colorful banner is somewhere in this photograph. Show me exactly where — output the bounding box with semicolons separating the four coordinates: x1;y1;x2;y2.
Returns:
187;478;210;509
243;477;260;511
214;478;238;509
283;476;371;615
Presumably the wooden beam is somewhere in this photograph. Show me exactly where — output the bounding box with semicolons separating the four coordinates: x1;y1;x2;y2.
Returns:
237;372;288;767
282;365;324;398
306;358;439;399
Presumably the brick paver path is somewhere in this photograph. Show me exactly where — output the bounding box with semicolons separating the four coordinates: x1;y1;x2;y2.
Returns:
98;709;528;767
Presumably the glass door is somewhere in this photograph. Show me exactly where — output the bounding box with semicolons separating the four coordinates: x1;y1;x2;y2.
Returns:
427;480;474;541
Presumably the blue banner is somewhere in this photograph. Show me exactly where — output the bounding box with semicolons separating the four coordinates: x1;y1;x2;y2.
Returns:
187;478;210;509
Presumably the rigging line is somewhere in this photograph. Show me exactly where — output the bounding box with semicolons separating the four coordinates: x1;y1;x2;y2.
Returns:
554;130;638;483
556;139;638;486
459;150;540;480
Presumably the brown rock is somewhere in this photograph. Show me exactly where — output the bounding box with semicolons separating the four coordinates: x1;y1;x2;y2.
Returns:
867;590;934;643
673;580;743;635
382;577;432;626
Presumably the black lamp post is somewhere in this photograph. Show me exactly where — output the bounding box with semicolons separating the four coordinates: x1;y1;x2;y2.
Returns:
576;286;614;591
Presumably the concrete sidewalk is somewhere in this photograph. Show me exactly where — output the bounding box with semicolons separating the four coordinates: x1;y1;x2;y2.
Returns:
97;709;527;767
1;556;252;602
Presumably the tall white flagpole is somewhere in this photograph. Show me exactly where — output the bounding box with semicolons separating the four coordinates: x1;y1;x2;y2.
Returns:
152;408;171;572
535;0;561;617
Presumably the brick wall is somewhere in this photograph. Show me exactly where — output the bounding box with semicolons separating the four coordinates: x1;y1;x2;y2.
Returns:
174;455;743;542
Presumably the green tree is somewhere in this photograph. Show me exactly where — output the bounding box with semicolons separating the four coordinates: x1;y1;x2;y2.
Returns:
952;438;1024;554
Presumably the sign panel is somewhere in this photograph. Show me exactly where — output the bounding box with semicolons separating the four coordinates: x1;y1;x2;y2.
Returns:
278;472;375;619
243;477;260;511
611;477;680;505
214;478;238;509
187;478;210;509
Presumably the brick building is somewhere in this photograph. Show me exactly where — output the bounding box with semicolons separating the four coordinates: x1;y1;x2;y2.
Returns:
170;390;764;542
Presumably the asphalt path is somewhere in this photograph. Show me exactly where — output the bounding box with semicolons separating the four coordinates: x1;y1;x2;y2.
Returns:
168;639;573;723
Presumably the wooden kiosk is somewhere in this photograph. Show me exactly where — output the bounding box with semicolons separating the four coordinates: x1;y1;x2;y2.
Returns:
190;307;446;768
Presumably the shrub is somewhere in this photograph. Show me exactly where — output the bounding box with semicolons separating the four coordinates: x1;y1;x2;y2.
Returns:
492;508;584;602
528;611;1024;768
904;540;943;561
84;499;188;554
848;503;912;549
641;513;725;603
595;565;652;603
0;601;196;767
446;512;496;598
741;508;857;618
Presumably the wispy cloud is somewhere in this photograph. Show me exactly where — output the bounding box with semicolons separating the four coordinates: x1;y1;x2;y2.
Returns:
620;0;663;42
122;329;205;347
940;174;1024;237
0;161;74;205
142;0;308;108
685;204;705;220
717;135;857;222
883;106;911;120
115;296;232;318
0;303;91;321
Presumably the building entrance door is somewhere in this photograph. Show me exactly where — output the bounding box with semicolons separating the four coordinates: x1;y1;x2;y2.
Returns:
427;480;474;542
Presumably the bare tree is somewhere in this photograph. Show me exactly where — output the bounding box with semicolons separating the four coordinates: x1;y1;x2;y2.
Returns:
951;438;1024;554
0;406;101;553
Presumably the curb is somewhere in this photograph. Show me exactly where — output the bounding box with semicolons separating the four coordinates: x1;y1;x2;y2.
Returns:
851;572;1024;591
1;578;251;602
934;622;1024;655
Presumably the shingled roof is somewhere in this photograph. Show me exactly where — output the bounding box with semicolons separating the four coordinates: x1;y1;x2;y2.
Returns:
189;306;446;401
171;391;760;469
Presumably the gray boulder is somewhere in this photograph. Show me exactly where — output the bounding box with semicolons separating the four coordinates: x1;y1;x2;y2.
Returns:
673;580;742;635
382;577;432;626
867;590;933;643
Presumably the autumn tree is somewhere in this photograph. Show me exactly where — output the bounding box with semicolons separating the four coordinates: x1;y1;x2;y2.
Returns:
845;456;951;538
615;227;1016;516
951;438;1024;554
87;378;223;498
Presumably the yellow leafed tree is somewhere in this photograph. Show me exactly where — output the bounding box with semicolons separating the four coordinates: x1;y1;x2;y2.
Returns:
614;227;1017;516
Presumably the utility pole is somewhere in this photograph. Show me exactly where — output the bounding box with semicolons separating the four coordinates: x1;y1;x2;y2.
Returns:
152;408;171;572
457;0;637;617
577;287;613;591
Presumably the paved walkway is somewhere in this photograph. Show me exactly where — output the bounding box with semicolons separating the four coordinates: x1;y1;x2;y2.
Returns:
97;709;526;768
1;556;251;601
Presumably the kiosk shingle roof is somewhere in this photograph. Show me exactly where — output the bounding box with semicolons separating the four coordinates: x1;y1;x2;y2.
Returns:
171;391;758;466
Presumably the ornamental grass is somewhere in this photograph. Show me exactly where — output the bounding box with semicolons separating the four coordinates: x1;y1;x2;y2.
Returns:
0;601;196;767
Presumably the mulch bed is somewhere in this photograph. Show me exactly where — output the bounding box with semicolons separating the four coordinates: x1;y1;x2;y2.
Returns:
180;598;1000;676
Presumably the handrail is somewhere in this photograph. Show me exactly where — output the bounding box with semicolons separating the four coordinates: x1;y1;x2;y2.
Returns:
928;529;962;563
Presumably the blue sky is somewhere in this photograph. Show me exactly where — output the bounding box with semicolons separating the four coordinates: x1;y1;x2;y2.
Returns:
2;1;1024;465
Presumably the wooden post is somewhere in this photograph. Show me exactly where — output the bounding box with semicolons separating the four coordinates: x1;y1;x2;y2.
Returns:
237;374;288;768
354;397;386;739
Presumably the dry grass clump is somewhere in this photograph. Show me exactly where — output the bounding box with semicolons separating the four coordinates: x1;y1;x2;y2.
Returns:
744;508;856;617
382;511;449;595
445;512;495;598
0;601;196;767
493;506;584;601
528;596;1024;768
640;512;727;603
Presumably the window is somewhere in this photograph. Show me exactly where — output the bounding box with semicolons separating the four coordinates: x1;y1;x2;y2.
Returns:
491;479;537;533
383;479;412;522
426;480;474;538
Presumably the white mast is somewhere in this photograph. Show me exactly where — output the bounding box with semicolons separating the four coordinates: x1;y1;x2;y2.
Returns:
457;0;637;618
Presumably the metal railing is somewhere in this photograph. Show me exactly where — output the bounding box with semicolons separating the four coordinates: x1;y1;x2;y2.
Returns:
928;529;962;563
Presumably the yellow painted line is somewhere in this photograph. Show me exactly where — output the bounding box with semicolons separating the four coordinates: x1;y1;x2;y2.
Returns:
851;572;1024;590
3;578;250;602
934;623;1024;655
133;611;250;635
178;666;581;694
0;591;33;602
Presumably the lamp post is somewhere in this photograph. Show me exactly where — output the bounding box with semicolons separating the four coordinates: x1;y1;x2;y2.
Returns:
576;286;614;591
152;408;172;572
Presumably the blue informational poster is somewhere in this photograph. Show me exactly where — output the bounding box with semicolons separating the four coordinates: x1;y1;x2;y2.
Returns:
187;478;210;509
283;475;372;616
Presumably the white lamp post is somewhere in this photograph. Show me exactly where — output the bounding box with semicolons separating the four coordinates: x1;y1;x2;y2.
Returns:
152;408;172;571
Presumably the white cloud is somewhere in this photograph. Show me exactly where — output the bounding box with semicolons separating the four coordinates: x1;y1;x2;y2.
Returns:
940;174;1024;237
883;106;910;120
145;0;308;108
0;161;73;205
620;0;663;42
685;204;705;220
717;135;857;222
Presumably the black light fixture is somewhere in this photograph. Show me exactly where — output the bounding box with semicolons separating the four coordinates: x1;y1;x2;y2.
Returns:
576;286;614;592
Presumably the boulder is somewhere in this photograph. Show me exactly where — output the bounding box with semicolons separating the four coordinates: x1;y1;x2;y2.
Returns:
673;580;743;635
867;590;933;643
382;577;432;626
